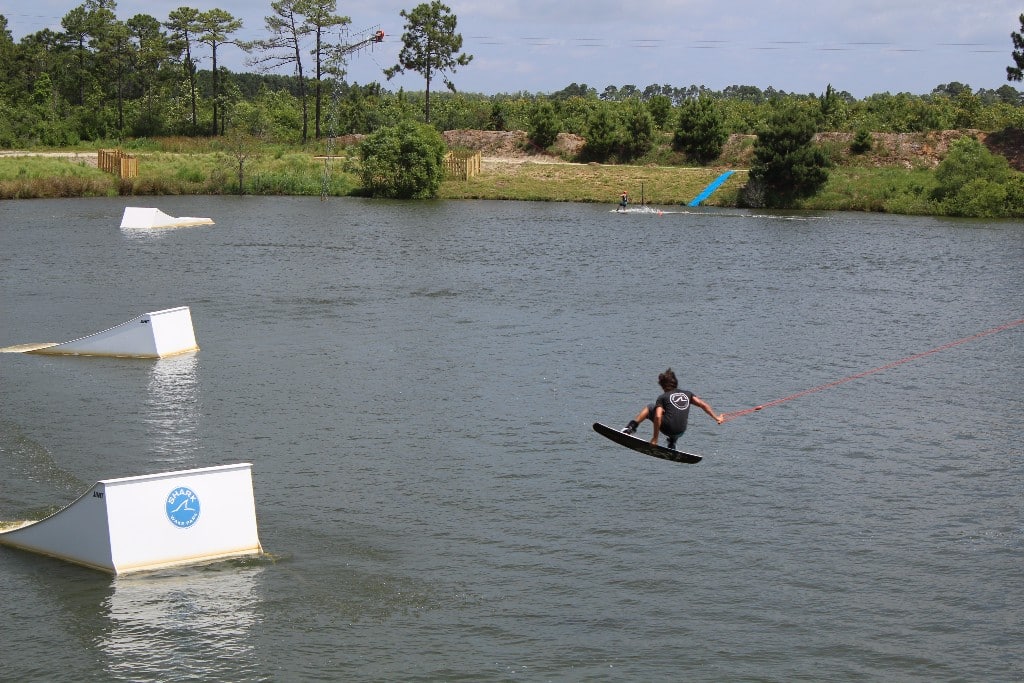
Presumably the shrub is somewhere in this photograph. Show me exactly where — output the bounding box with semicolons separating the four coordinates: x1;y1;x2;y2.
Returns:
940;178;1008;218
528;102;560;149
359;120;446;199
1004;174;1024;217
673;96;727;163
748;103;830;207
850;129;873;154
932;136;1011;201
647;95;673;130
580;105;620;162
929;135;1022;217
621;100;655;161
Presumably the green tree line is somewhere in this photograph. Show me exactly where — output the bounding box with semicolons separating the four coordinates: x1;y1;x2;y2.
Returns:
3;3;1024;149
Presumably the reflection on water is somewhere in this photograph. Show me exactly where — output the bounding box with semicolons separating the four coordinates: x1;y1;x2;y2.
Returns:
144;353;199;463
99;565;266;682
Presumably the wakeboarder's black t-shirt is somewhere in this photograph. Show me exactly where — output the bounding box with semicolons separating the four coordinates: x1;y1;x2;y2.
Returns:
655;389;693;435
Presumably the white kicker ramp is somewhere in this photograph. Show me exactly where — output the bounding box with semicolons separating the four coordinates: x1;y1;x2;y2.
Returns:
120;207;214;229
0;463;262;574
29;306;199;358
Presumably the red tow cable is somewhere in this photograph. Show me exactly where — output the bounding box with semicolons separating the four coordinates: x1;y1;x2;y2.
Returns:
720;316;1024;423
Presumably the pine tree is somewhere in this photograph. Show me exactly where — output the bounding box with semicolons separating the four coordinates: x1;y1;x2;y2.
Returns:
673;96;726;163
528;102;559;149
384;2;472;123
747;104;830;208
1008;13;1024;81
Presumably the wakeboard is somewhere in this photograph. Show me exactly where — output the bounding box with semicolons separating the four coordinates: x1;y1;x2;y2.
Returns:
592;422;703;464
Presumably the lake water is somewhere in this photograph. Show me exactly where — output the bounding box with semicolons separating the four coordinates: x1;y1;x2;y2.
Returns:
1;196;1021;681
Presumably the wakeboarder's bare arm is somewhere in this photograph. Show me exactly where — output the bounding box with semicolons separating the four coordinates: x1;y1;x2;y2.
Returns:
692;395;725;424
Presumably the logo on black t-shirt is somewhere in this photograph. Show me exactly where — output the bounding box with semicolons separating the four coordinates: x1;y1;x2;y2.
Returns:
669;392;690;410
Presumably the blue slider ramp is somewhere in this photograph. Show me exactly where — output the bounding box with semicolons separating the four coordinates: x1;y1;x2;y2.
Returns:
688;170;735;207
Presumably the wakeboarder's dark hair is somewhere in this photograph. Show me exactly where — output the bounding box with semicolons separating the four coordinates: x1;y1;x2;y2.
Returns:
658;368;678;391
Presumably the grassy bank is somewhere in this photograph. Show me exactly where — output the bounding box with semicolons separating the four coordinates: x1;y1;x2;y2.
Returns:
438;161;746;206
0;149;360;199
0;145;941;214
0;156;113;198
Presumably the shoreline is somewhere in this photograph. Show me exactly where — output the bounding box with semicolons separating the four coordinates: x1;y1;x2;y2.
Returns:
0;128;1019;215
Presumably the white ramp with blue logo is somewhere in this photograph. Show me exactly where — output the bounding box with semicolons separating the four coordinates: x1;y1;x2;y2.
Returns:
25;306;199;358
0;463;262;574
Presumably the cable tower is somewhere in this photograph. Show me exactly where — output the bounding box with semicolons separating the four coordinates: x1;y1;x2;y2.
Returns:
321;26;385;200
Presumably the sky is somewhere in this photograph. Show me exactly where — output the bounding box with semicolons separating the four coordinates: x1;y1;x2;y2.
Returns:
4;1;1023;98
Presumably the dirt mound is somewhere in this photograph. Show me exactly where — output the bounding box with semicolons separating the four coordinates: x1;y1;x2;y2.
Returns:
442;129;585;159
332;128;1024;170
720;129;1012;170
333;129;585;162
814;129;992;169
984;128;1024;171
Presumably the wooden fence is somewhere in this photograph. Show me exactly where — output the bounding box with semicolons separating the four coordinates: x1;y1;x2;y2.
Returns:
97;149;138;179
444;151;481;180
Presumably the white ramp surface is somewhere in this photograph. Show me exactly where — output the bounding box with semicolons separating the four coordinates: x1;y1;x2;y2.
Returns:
29;306;199;358
0;463;263;574
120;207;214;229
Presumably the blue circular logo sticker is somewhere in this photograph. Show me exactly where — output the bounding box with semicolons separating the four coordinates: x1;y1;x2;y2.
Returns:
166;486;201;528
